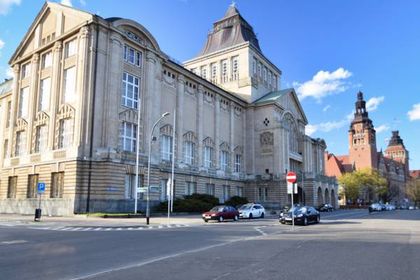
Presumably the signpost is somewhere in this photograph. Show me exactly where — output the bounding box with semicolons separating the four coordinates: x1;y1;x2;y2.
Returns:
286;172;297;230
35;182;46;222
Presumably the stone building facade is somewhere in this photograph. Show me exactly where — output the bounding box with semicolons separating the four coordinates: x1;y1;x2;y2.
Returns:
0;3;337;215
325;92;409;205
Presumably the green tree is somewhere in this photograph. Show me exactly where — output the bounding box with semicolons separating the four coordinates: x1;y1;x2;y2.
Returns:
338;172;361;203
407;179;420;207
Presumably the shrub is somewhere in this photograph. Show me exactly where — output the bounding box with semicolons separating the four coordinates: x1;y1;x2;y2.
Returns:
224;196;249;208
155;193;219;213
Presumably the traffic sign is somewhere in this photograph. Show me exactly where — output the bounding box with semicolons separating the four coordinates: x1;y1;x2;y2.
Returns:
286;171;297;183
37;182;46;194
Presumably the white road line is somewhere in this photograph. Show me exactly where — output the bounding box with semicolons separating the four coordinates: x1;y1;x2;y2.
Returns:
1;240;28;245
254;226;267;236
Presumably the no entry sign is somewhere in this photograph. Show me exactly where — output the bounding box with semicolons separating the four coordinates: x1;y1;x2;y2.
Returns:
286;171;297;183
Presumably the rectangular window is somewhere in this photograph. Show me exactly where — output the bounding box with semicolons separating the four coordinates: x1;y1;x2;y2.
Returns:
221;60;228;83
268;71;272;87
222;185;230;202
6;101;11;128
234;154;241;173
231;56;239;81
252;58;257;75
41;52;52;69
123;45;142;67
21;63;31;79
18;87;29;119
160;135;173;161
258;63;262;78
58;119;73;149
219;150;229;171
160;179;168;201
237;186;243;197
7;176;18;198
34;125;47;153
263;67;267;82
211;63;217;83
184;141;194;165
39;78;51;111
206;183;215;196
125;174;142;199
120;122;137;152
63;67;76;104
3;139;9;159
200;66;207;80
64;39;77;58
51;172;64;198
15;131;26;156
273;75;278;89
185;182;197;195
204;146;213;168
258;187;267;201
27;174;39;198
121;72;140;109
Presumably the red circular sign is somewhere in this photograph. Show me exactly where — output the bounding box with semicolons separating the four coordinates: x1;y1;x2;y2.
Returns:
286;171;297;183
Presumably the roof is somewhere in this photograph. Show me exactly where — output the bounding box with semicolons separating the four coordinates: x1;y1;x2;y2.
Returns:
0;79;13;96
410;170;420;179
198;4;261;56
387;131;405;148
252;89;290;105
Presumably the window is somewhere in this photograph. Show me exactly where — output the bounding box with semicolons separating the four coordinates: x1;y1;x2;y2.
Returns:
18;87;29;119
273;75;277;89
263;67;267;82
160;179;169;201
63;67;76;103
186;182;197;195
51;172;64;198
34;125;47;153
211;63;217;83
237;186;243;197
58;119;73;149
268;71;272;87
222;185;230;202
21;63;31;79
3;139;9;158
160;135;173;161
258;187;268;201
39;78;51;111
234;154;242;173
184;141;194;165
219;150;229;171
6;101;11;128
231;56;239;81
27;174;39;198
206;183;215;196
125;174;142;199
122;72;140;109
64;39;77;58
252;58;257;76
7;176;17;198
257;63;262;78
41;52;52;69
120;122;137;152
201;66;207;79
204;146;213;168
123;45;142;67
221;60;228;83
15;131;26;156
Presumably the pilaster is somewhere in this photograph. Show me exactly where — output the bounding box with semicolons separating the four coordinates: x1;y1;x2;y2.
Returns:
48;41;62;150
196;85;204;167
176;74;185;162
27;53;40;152
7;65;20;156
214;95;220;168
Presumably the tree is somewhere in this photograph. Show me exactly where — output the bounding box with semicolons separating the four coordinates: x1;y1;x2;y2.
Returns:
338;172;361;204
407;179;420;207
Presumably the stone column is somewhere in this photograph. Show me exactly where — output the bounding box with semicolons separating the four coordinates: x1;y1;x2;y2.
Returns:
48;41;62;150
241;107;246;174
176;75;185;162
7;65;20;156
214;96;220;168
75;26;90;148
229;101;234;170
26;53;40;152
196;85;204;167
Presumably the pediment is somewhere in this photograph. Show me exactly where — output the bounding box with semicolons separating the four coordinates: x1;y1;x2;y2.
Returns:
276;89;308;125
10;2;93;64
34;111;50;126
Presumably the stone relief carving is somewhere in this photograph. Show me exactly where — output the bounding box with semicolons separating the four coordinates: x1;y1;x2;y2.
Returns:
260;131;274;154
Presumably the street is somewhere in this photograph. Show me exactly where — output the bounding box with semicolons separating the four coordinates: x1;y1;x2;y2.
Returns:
1;210;419;280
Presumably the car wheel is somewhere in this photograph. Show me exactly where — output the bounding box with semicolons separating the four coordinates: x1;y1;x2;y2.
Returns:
316;216;320;223
218;216;224;222
204;219;208;223
249;213;253;219
303;217;308;226
261;212;265;219
234;215;238;221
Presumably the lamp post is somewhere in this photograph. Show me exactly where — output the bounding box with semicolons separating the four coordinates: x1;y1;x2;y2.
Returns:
146;112;170;225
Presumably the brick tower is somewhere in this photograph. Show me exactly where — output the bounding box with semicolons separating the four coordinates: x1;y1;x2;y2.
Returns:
348;92;378;170
384;131;410;176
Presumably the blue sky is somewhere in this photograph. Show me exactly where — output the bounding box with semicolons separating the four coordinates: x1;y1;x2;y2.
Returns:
0;0;419;169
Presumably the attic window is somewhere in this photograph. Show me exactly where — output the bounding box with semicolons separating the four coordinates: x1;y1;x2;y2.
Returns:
263;118;270;126
124;30;143;45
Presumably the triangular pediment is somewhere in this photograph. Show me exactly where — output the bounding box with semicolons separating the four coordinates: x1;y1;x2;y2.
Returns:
10;2;94;64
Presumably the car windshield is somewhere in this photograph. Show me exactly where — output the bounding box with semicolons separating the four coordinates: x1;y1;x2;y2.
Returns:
288;207;307;215
209;206;225;212
238;204;252;210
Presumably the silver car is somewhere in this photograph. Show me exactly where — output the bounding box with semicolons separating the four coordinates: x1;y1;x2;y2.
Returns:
238;203;265;219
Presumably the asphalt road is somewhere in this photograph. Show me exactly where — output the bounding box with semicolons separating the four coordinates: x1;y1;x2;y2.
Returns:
1;210;419;280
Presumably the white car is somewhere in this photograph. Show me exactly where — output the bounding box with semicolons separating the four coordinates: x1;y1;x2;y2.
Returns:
238;203;265;219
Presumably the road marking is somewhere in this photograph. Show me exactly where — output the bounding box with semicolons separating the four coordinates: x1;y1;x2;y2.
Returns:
0;240;28;245
254;226;267;236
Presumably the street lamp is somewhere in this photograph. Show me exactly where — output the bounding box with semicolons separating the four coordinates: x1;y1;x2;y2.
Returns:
145;112;170;225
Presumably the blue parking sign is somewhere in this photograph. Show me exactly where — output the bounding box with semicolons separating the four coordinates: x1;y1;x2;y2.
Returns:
37;183;46;194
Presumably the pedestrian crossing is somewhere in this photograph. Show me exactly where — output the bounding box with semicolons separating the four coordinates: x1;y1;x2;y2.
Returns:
27;224;190;232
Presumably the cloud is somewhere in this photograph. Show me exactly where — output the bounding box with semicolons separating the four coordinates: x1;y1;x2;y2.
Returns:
0;39;4;50
60;0;73;7
407;103;420;121
366;96;384;112
294;67;353;101
375;124;389;133
322;105;331;112
306;119;349;136
0;0;20;15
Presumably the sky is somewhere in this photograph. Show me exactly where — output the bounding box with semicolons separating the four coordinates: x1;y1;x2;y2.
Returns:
0;0;419;169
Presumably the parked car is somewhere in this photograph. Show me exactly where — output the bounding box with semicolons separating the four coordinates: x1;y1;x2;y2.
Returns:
279;206;320;226
409;206;415;210
385;204;396;211
317;203;334;212
368;203;383;212
238;203;265;219
202;205;239;222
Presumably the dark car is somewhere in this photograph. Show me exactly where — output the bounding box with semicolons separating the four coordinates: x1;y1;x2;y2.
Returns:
202;205;239;222
317;203;334;212
279;206;320;226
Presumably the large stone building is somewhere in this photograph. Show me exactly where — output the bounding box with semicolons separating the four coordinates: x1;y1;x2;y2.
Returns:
0;3;337;215
325;92;409;205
